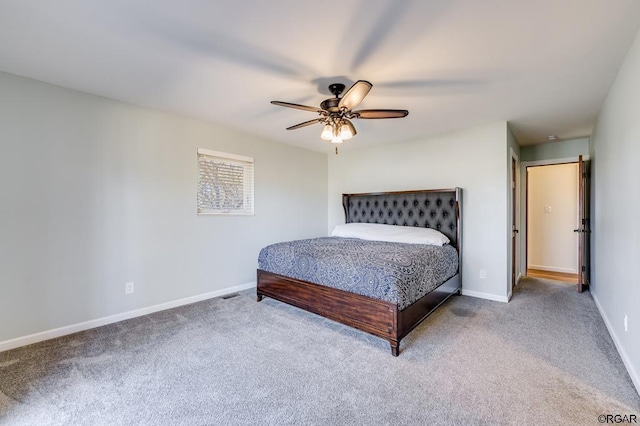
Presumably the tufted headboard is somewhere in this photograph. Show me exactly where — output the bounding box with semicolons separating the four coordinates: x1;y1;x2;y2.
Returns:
342;188;462;250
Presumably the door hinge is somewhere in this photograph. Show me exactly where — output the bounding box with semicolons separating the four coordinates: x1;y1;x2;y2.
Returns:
582;172;591;178
582;266;586;272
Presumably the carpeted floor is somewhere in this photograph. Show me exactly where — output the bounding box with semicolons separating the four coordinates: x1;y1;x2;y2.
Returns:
1;277;638;425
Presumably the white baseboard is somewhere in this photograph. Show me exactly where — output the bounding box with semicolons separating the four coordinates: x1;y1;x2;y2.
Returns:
591;291;640;396
528;265;578;274
516;272;523;284
0;281;257;353
461;289;509;303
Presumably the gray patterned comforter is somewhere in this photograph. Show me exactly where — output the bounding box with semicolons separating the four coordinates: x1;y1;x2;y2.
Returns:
258;237;458;310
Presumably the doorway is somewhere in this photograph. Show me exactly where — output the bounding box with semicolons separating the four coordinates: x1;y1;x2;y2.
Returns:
525;162;580;284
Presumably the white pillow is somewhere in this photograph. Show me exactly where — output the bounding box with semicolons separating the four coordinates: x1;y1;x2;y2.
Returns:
331;223;450;246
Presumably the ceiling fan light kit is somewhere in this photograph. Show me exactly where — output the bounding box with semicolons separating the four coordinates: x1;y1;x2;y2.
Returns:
271;80;408;148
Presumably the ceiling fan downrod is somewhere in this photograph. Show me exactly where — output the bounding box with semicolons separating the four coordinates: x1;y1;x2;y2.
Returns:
328;83;345;98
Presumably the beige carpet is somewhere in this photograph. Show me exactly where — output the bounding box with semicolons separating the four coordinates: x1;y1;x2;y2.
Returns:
1;277;638;425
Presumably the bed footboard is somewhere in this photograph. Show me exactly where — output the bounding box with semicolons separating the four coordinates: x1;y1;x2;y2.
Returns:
257;270;398;348
257;270;460;356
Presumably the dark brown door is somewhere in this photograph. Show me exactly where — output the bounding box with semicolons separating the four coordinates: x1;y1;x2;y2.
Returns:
512;157;518;290
575;155;591;292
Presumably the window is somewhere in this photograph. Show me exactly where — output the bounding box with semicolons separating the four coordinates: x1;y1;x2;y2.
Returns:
197;148;254;215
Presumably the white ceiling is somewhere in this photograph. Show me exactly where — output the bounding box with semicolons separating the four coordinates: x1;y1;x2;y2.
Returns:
1;1;639;152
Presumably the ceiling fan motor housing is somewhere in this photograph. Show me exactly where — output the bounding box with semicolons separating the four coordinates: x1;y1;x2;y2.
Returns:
320;97;341;113
321;83;347;113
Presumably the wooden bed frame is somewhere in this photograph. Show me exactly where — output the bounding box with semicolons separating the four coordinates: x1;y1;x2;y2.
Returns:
257;188;462;356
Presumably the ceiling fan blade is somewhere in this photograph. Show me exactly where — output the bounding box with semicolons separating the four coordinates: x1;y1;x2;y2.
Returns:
271;101;323;114
338;80;372;111
353;109;409;119
286;118;324;130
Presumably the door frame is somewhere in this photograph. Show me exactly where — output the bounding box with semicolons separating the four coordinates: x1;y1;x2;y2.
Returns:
576;155;591;292
520;156;588;282
508;148;520;300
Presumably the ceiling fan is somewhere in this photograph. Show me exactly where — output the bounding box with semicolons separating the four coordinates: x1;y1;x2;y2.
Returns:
271;80;409;145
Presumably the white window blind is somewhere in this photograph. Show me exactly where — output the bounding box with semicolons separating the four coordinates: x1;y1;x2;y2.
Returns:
197;148;254;215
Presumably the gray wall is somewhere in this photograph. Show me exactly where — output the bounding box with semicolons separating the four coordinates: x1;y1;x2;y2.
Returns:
520;137;589;162
328;122;510;301
0;71;328;343
589;29;640;392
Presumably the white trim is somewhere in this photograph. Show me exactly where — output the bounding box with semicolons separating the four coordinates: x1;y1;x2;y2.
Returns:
0;282;257;353
517;272;523;284
461;289;509;303
528;264;578;274
522;155;589;168
196;148;254;163
509;147;519;162
591;291;640;396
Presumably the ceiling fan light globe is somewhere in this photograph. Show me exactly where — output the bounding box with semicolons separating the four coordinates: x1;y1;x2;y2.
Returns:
321;124;333;140
331;136;343;144
340;123;353;140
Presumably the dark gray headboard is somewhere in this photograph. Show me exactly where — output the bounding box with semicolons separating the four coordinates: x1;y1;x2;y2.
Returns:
342;188;462;250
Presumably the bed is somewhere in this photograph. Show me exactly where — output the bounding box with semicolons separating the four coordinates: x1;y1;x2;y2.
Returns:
256;188;462;356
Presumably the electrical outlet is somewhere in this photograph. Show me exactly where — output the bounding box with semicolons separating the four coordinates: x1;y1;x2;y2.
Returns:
624;314;628;332
479;270;487;279
125;281;135;294
544;206;552;213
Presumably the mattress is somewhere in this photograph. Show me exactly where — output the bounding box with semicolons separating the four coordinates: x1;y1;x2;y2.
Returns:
257;237;458;310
